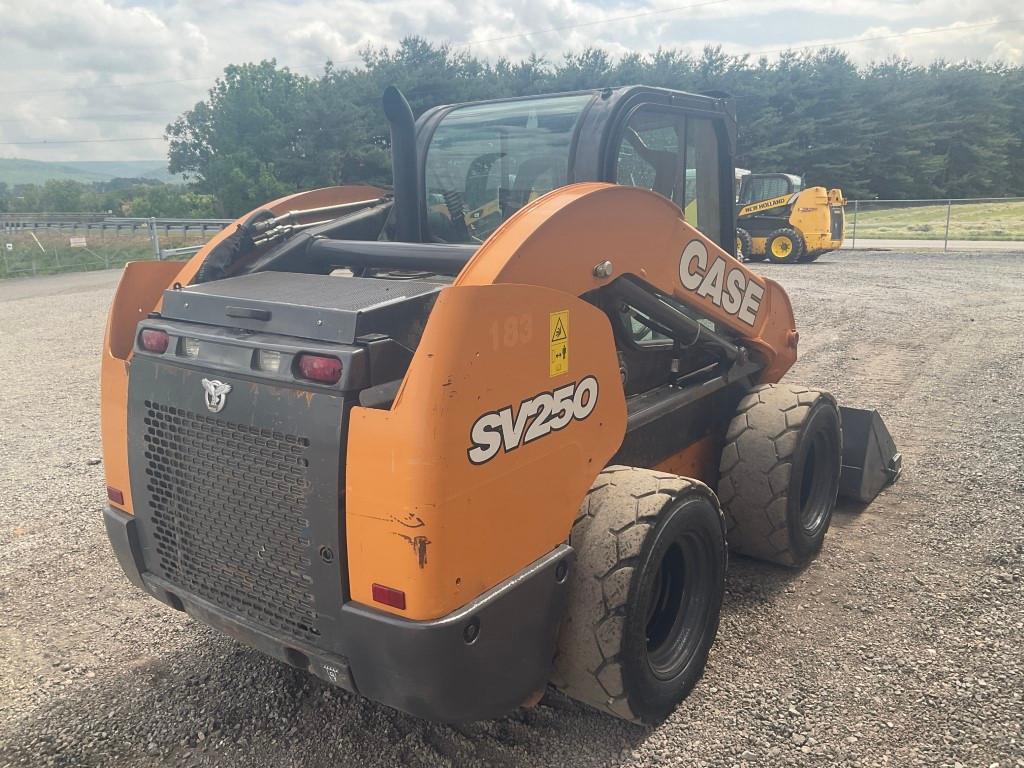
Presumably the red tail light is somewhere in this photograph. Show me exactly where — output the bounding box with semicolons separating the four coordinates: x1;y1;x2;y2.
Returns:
371;583;406;610
107;486;125;505
296;354;342;384
139;328;169;353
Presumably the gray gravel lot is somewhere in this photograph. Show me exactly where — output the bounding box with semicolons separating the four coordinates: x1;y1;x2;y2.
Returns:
2;251;1022;767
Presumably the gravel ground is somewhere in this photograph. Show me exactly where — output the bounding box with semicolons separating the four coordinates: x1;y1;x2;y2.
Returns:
1;251;1022;768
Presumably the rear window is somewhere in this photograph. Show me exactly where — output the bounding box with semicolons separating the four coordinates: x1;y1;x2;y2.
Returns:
424;94;593;243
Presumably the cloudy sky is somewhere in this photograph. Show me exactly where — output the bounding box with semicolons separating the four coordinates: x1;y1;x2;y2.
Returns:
1;0;1021;162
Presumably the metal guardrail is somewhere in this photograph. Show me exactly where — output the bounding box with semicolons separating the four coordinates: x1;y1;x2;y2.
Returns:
0;214;233;235
845;196;1024;250
1;217;223;278
0;212;107;224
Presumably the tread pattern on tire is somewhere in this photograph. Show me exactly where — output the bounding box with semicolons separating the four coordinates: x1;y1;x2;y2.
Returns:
736;227;753;261
766;227;805;264
717;383;837;566
551;466;722;722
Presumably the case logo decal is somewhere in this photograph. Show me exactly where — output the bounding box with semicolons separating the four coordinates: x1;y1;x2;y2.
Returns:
201;378;232;414
468;376;599;465
679;239;764;327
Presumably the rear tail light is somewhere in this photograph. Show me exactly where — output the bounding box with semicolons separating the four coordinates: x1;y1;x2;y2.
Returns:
295;354;342;384
106;486;125;505
371;583;406;610
139;328;169;353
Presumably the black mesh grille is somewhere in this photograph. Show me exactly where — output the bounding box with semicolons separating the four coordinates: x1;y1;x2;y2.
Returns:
831;207;844;240
141;400;320;642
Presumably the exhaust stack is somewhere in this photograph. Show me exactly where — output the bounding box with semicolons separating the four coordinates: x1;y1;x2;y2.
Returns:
382;86;421;243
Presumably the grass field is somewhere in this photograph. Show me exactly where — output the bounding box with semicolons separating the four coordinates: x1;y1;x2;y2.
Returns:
851;199;1024;241
0;228;213;278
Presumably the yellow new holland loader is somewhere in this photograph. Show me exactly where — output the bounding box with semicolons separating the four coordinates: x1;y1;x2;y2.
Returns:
735;173;846;263
101;86;898;724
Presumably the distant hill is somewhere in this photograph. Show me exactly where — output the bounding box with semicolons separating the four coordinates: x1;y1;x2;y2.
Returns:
0;158;180;186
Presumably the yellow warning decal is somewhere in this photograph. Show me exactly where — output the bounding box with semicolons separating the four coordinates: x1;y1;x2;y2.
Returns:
549;310;569;377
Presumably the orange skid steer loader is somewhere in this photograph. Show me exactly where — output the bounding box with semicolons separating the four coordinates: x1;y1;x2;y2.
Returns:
101;86;899;724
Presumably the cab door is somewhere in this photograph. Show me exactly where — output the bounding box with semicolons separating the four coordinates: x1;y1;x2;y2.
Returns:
606;104;729;253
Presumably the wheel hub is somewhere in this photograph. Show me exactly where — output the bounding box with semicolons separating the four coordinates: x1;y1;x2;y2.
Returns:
644;534;711;680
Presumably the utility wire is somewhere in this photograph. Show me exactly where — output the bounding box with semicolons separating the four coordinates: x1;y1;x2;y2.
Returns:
0;137;166;146
0;112;171;125
0;77;211;97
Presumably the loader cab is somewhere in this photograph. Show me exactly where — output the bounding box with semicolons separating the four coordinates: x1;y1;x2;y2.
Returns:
415;86;738;254
737;173;803;206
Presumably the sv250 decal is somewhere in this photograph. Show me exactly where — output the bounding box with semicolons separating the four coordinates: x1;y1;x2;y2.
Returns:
467;376;599;465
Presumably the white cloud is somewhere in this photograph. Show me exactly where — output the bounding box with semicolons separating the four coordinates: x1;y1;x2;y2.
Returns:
0;0;1020;161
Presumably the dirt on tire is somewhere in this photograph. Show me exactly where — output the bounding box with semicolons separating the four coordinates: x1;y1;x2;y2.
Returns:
551;467;725;723
718;383;841;566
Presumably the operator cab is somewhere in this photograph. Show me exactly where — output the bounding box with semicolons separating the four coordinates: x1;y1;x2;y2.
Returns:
231;86;739;280
737;173;803;206
415;86;737;252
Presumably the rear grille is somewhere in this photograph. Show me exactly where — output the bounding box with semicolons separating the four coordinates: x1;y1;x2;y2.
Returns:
831;206;844;240
141;400;320;642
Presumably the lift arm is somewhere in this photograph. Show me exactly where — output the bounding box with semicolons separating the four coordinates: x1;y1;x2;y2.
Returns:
455;182;798;382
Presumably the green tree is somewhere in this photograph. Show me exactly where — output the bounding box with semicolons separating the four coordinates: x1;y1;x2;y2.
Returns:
38;179;85;212
167;60;312;215
162;44;1024;211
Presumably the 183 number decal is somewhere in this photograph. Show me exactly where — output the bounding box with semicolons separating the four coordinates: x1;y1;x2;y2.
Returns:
467;376;599;465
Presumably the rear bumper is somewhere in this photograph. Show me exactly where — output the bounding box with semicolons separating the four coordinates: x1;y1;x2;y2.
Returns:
104;505;572;722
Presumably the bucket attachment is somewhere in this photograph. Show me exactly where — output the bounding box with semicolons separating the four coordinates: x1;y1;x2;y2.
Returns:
838;406;902;503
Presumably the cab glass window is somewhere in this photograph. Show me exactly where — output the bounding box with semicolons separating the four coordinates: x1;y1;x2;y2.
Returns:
615;111;685;205
739;176;793;204
685;117;721;244
615;109;722;247
424;94;593;243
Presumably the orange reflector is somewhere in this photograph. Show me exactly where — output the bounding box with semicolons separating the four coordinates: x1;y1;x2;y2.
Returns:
371;583;406;610
107;486;125;505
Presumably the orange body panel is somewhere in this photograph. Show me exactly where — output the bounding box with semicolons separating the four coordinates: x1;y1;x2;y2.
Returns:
346;183;797;619
456;183;797;382
653;434;720;485
346;284;626;619
100;185;385;513
101;260;188;513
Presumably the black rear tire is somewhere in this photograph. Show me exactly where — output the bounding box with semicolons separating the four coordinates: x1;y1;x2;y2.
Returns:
717;384;842;566
765;228;805;264
551;467;726;724
735;228;754;261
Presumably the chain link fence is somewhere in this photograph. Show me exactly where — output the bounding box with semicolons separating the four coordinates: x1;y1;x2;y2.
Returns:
1;217;229;278
845;197;1024;250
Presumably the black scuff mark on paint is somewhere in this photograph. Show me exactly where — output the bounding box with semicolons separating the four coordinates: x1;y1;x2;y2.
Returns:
392;513;425;529
395;534;430;568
